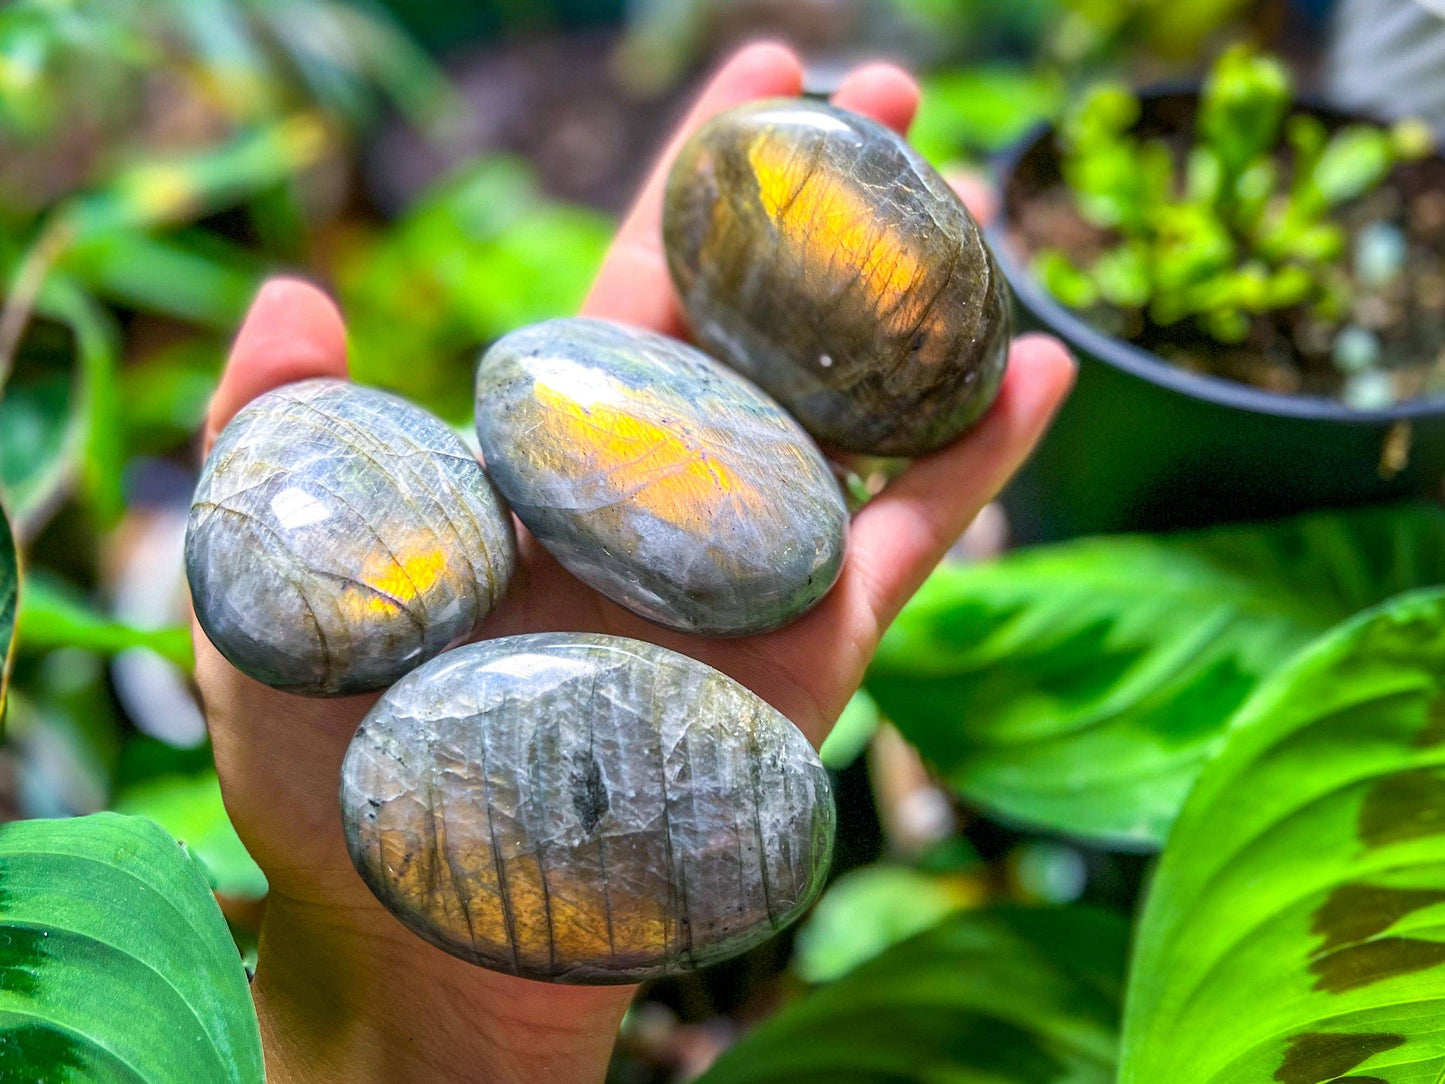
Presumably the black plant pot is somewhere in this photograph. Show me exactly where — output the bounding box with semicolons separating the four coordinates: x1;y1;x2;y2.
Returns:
988;90;1445;542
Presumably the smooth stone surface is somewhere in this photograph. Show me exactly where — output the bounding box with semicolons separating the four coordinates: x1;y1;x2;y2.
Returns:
664;98;1010;456
340;633;835;983
186;379;516;696
475;318;846;635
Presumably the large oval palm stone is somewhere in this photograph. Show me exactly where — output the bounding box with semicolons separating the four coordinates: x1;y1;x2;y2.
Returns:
186;379;516;696
340;633;835;983
663;98;1010;456
475;318;846;635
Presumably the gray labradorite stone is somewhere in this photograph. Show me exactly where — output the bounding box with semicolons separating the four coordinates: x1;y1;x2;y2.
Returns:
340;633;835;984
663;98;1010;456
186;379;516;696
475;317;846;636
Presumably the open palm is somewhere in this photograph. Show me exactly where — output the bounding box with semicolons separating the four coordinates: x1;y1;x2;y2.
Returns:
194;42;1074;1084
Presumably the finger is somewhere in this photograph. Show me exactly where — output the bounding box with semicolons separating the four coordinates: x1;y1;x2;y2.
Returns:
845;335;1076;634
944;166;1000;226
582;42;804;331
830;62;920;135
204;277;349;454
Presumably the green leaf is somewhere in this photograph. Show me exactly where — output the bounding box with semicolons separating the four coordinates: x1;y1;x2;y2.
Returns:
341;157;611;420
1311;125;1395;209
1135;0;1253;57
1198;44;1291;182
699;906;1125;1084
15;574;193;670
910;66;1065;164
0;812;263;1082
792;864;982;983
819;689;882;770
60;230;260;329
0;364;73;539
117;335;224;457
1091;242;1152;309
38;274;125;529
866;504;1445;846
1033;249;1099;310
66;114;330;238
0;276;126;538
1120;586;1445;1084
0;501;14;721
113;772;266;901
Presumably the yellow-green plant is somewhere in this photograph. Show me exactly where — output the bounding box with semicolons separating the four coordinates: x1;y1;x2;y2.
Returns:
1035;45;1434;345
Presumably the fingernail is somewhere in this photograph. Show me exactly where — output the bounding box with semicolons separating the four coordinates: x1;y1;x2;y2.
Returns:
246;277;311;322
1016;333;1078;372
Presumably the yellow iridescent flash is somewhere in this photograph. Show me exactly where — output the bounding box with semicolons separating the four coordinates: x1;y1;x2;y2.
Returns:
746;134;927;321
531;382;759;530
345;543;451;617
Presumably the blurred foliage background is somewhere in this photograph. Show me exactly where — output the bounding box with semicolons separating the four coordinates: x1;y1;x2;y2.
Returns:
0;1;1430;1082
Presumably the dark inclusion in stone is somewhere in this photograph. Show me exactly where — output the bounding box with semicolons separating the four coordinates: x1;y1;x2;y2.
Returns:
186;379;516;696
664;98;1010;456
339;633;835;984
476;317;847;636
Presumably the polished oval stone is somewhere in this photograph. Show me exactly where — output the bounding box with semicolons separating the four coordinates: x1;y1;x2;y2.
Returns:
186;379;516;696
663;98;1010;455
340;633;835;983
475;317;846;635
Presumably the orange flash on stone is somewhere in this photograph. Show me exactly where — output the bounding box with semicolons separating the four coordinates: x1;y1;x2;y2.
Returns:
530;380;766;532
747;134;927;314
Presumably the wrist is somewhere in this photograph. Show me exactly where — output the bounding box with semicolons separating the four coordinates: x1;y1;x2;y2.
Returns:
252;889;634;1084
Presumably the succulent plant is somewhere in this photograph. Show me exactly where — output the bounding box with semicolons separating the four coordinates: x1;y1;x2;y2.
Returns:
1034;45;1435;353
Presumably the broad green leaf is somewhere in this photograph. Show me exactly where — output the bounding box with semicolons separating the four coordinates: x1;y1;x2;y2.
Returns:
0;812;263;1082
866;504;1445;846
700;906;1125;1084
792;864;983;983
1120;586;1445;1084
113;772;266;901
0;502;15;720
17;575;194;670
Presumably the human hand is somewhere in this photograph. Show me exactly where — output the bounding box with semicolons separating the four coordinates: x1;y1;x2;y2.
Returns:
194;41;1075;1084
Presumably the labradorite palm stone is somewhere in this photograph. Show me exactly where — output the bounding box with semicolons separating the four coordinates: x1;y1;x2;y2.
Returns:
186;379;516;697
339;633;834;983
663;98;1010;456
475;318;846;635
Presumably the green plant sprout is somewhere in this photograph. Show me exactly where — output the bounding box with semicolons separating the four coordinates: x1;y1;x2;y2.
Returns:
1034;45;1435;353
